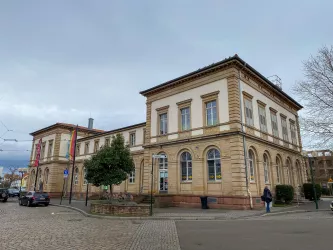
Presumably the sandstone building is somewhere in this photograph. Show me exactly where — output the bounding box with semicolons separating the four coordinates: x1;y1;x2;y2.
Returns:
27;55;306;209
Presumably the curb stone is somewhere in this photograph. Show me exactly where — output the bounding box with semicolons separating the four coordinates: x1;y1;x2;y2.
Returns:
261;209;331;217
50;204;265;221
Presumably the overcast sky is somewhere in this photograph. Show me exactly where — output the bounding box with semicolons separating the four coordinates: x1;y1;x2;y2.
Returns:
0;0;332;161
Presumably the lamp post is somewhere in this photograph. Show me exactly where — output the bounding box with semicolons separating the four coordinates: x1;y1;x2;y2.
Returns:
307;153;318;210
19;170;24;194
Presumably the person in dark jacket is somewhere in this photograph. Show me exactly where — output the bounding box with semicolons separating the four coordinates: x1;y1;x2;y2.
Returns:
262;186;272;213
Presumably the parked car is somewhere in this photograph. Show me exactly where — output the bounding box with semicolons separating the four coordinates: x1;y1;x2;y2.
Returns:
8;188;20;197
330;201;333;211
0;188;9;202
19;191;50;207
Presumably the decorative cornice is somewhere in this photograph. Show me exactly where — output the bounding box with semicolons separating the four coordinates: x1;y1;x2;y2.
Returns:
269;107;278;113
156;105;170;112
200;91;220;99
257;100;266;107
242;91;253;99
176;98;193;106
280;113;287;119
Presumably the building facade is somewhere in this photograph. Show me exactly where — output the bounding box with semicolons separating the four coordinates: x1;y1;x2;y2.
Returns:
27;55;306;209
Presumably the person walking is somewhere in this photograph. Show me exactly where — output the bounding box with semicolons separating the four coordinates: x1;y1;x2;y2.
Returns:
262;186;272;213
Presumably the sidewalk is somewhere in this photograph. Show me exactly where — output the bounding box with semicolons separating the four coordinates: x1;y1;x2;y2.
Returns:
49;198;330;220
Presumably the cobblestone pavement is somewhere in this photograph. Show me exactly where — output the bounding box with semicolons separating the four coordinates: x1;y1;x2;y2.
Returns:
0;202;181;250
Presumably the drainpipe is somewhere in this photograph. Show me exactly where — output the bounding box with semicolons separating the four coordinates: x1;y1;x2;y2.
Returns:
237;63;253;209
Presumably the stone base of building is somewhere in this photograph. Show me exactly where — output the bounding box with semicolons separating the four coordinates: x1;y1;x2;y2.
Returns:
91;203;150;216
154;194;263;210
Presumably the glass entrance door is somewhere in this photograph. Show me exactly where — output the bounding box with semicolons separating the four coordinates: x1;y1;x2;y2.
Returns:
159;170;168;192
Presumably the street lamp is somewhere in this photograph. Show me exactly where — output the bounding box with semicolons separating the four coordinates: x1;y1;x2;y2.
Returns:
307;152;319;210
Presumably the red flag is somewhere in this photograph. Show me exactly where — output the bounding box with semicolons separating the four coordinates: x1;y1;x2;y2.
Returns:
34;138;42;167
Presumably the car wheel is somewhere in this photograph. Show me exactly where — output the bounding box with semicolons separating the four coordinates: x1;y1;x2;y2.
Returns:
2;198;7;202
27;200;31;207
45;203;49;207
19;199;22;206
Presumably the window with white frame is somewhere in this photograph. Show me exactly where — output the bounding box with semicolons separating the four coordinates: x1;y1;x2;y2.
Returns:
206;100;217;126
270;111;279;137
180;152;192;181
159;154;168;169
276;157;281;184
281;117;289;141
159;113;168;135
263;154;269;183
180;107;191;131
258;105;267;132
130;132;136;147
207;149;221;181
248;150;255;182
129;170;135;183
244;98;254;126
47;140;53;157
290;121;297;144
74;167;79;185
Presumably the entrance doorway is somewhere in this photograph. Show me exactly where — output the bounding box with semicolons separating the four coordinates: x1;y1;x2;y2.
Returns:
158;154;168;193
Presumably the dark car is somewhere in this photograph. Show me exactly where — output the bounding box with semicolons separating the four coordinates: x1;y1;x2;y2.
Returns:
19;191;50;207
8;188;20;197
0;188;9;202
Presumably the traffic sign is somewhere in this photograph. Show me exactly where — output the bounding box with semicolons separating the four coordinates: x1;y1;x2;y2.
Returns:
64;174;68;179
152;154;167;159
64;169;68;175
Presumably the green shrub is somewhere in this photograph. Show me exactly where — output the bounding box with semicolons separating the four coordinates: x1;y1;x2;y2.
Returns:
275;185;294;204
303;183;321;200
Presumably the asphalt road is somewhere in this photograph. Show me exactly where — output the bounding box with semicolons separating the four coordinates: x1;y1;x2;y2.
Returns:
176;214;333;250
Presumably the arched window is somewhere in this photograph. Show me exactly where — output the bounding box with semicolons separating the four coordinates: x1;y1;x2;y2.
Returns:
207;149;221;181
159;154;168;170
74;167;79;185
276;157;281;184
248;150;255;182
83;167;87;185
286;160;291;184
31;169;36;186
38;168;42;183
263;154;269;184
180;152;192;181
44;168;49;184
129;168;135;183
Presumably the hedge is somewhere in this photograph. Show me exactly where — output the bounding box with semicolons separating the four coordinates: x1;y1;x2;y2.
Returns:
275;185;294;204
303;183;321;200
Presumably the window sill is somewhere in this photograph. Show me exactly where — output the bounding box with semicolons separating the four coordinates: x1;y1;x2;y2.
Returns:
128;182;135;185
250;181;256;184
180;181;192;184
207;180;222;183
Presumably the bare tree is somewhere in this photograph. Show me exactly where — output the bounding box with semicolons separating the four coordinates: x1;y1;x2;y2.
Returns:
3;167;20;187
293;45;333;148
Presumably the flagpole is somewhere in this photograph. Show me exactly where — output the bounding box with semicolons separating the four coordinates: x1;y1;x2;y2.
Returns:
69;125;78;205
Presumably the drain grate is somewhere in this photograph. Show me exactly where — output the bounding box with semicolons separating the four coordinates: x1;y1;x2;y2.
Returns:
68;219;83;222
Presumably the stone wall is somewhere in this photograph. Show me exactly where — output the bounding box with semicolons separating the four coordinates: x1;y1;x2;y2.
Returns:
154;194;263;210
90;203;150;216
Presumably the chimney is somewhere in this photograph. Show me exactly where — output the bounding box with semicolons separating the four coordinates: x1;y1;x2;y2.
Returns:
88;118;94;129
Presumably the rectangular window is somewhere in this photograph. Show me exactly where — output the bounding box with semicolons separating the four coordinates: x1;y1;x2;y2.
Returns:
258;105;267;132
270;112;279;137
130;132;136;147
129;171;135;183
180;107;191;131
206;100;217;126
94;140;99;153
159;113;168;135
47;140;53;158
290;121;297;144
41;142;46;159
105;137;110;146
281;117;288;141
85;142;90;154
76;144;80;156
244;98;254;126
